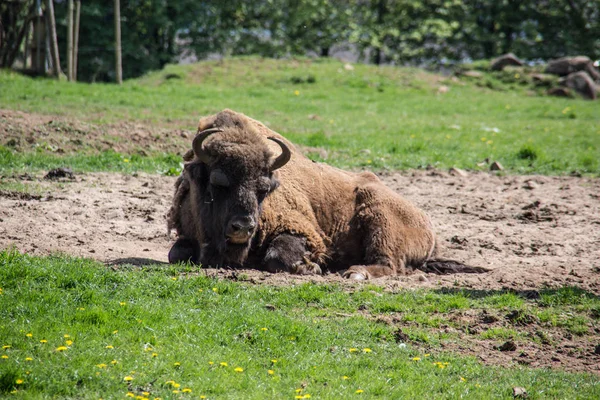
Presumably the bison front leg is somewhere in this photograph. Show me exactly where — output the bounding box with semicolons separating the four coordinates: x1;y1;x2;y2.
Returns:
168;237;200;264
263;234;322;275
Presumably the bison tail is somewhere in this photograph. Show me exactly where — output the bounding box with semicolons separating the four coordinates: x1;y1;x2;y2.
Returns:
417;259;489;275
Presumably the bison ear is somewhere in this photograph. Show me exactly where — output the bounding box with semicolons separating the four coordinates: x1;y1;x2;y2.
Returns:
269;177;280;193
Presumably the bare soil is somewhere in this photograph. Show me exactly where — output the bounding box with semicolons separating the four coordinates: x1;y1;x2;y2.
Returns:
1;110;599;374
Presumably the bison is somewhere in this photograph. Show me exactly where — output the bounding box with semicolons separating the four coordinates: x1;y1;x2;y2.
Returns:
167;109;486;279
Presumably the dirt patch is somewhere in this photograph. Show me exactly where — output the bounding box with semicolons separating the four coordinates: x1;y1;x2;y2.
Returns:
2;169;598;292
0;109;193;155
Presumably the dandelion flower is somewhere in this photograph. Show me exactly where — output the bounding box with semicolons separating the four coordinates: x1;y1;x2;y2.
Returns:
173;383;181;389
356;389;364;394
234;367;244;372
172;390;180;394
208;361;214;365
171;277;177;281
97;364;107;368
111;359;118;364
212;287;218;293
294;90;300;96
124;376;134;382
363;348;372;353
412;357;421;361
142;392;150;396
40;339;47;344
56;346;68;352
1;355;8;359
152;353;158;358
126;393;135;398
460;376;466;382
295;396;303;399
304;395;312;399
343;376;349;380
65;340;73;346
271;359;278;363
113;330;118;334
182;388;192;393
295;389;303;393
219;362;228;367
106;345;114;349
120;302;126;306
16;379;24;384
349;348;358;353
64;334;70;338
268;370;274;375
174;362;181;367
26;333;33;338
3;345;11;350
25;357;33;361
77;307;85;311
123;159;130;163
261;327;268;331
200;396;206;399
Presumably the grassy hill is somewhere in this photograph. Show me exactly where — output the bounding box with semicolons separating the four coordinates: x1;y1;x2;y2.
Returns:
1;56;598;175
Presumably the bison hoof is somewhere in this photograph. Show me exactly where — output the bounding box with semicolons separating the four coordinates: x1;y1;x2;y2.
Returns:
291;260;322;275
348;272;366;280
342;266;371;280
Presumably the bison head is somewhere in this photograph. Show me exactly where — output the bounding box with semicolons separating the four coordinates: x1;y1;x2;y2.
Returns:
184;120;290;267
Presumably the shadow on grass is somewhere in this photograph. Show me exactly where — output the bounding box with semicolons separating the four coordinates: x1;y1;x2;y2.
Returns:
435;286;600;302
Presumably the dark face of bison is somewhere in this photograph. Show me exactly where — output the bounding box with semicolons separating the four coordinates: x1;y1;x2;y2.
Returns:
185;128;290;267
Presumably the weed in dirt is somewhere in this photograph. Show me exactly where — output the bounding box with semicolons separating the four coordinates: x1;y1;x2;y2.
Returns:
1;57;599;175
1;250;599;398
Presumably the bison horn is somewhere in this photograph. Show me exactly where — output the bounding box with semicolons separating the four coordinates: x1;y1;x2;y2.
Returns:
268;137;291;171
193;128;223;164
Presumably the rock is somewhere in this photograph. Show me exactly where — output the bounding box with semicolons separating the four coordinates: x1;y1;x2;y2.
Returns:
513;387;528;398
522;180;538;190
44;167;75;180
560;71;597;100
546;56;600;81
449;167;468;177
594;344;600;355
490;161;504;171
490;53;524;71
547;87;573;98
498;340;517;352
437;85;449;94
530;73;556;87
461;70;483;78
344;63;354;71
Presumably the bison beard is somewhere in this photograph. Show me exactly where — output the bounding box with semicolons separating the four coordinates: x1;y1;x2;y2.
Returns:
167;109;488;279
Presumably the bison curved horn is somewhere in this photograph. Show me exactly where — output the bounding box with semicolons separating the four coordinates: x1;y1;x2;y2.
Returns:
268;137;291;171
193;128;223;164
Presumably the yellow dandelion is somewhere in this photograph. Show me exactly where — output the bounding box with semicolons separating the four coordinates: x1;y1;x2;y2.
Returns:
65;340;73;346
10;391;17;395
154;398;163;400
562;106;570;114
356;389;364;394
208;361;214;365
124;376;134;382
200;396;206;399
296;388;303;393
113;330;118;334
271;359;278;363
1;355;8;359
363;348;372;353
106;345;114;349
412;357;421;361
174;362;181;367
142;392;150;396
349;348;358;353
97;364;107;368
120;302;126;306
3;345;11;350
63;334;70;338
123;159;130;163
261;327;268;331
144;347;153;352
182;388;192;393
126;393;135;398
171;277;177;281
234;367;243;372
40;339;47;344
343;376;349;380
295;396;303;399
172;390;180;394
56;346;68;352
16;379;24;384
304;395;312;399
475;383;482;388
152;353;158;358
268;369;274;375
173;383;181;388
77;307;85;311
460;376;467;382
424;354;430;357
294;90;300;96
25;357;33;361
26;333;33;338
111;359;118;364
480;137;487;142
219;362;228;367
212;287;218;293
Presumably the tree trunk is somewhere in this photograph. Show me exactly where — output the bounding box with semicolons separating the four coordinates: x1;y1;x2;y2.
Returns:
44;0;61;77
114;0;122;84
73;0;80;80
67;0;73;81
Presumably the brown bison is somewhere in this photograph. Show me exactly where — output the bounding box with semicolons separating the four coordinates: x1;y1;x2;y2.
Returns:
167;109;486;279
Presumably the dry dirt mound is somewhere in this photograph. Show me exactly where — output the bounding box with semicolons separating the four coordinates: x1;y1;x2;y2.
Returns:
1;170;598;293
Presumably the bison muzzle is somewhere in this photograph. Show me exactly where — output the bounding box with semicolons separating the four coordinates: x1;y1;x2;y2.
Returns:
167;109;487;279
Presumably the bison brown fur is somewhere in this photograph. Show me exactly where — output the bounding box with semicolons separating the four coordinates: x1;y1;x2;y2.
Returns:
167;109;487;279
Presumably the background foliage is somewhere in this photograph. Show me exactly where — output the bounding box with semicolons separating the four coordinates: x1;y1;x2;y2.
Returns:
31;0;599;81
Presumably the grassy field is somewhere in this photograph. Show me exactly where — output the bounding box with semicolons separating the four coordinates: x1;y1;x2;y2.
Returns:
1;250;599;399
1;56;599;175
2;58;600;398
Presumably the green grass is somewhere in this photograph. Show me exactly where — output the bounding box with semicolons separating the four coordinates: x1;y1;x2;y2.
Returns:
1;250;599;399
1;56;599;175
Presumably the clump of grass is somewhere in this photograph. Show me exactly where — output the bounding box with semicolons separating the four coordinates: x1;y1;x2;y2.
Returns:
516;145;539;160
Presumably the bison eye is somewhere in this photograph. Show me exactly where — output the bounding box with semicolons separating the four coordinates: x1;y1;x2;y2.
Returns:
210;170;230;187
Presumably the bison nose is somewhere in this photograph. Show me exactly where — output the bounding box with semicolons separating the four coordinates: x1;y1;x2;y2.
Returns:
226;216;256;241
